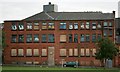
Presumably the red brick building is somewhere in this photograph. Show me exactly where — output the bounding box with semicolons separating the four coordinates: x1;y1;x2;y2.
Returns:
3;2;118;66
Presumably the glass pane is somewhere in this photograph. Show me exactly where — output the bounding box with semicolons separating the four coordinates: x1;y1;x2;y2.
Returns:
48;34;54;43
69;34;72;43
86;22;90;29
92;34;96;42
26;34;32;43
74;23;78;29
92;22;96;29
80;34;84;42
103;22;108;27
48;23;54;29
11;23;17;30
103;30;107;37
27;23;32;29
86;34;90;42
42;49;47;56
42;34;47;42
60;22;66;29
60;49;66;56
69;23;73;29
81;22;84;29
11;35;17;43
60;35;66;42
42;22;47;29
18;35;24;43
18;23;24;30
34;34;39;42
74;34;78;43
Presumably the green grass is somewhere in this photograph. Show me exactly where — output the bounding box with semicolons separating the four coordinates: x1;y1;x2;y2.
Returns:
1;66;120;72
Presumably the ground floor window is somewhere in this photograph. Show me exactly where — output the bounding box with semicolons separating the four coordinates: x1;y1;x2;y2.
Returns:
26;49;32;56
80;49;85;56
74;49;78;56
69;49;73;56
18;49;24;56
60;49;66;56
33;49;39;56
11;49;17;56
42;49;47;56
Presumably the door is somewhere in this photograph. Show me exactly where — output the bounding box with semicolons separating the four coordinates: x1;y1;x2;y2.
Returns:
48;47;54;66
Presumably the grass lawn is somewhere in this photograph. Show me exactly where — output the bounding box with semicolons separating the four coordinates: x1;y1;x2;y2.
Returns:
1;66;120;72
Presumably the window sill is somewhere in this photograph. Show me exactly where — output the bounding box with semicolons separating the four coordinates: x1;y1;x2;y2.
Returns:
60;42;66;43
41;56;47;57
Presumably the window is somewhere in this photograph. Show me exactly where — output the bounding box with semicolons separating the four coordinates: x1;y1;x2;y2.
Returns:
92;22;96;29
74;34;78;43
103;30;107;37
92;49;96;56
60;35;66;42
18;23;24;30
26;49;32;56
60;49;66;56
92;34;96;42
48;22;54;29
69;49;73;56
18;49;24;56
33;49;39;56
60;22;66;29
34;22;39;30
103;22;108;27
81;49;85;56
98;34;101;40
11;49;17;56
11;23;17;30
42;49;47;56
86;22;90;29
27;23;32;30
69;23;73;30
48;34;54;43
80;22;84;29
18;35;24;43
11;35;17;43
86;34;90;42
80;34;85;42
26;34;32;43
42;22;47;29
74;49;78;56
34;34;39;43
74;23;78;29
109;30;113;36
42;34;47;43
97;22;102;29
109;22;112;27
69;34;73;43
86;49;90;56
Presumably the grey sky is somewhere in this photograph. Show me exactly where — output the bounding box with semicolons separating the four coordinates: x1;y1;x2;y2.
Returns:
0;0;120;23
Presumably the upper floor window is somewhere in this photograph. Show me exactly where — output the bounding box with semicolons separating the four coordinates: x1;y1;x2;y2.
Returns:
109;22;112;27
11;35;17;43
48;34;55;43
109;30;113;36
42;49;47;56
92;22;96;29
92;34;96;42
34;34;39;43
80;22;85;29
69;23;73;30
60;22;66;29
103;30;107;37
18;23;24;30
27;23;32;30
98;34;102;40
11;23;17;30
74;23;78;29
97;22;102;29
103;22;108;27
86;22;90;29
86;34;90;42
60;35;66;43
34;22;39;30
26;49;32;56
74;34;78;43
26;34;32;43
18;35;24;43
33;49;39;56
48;22;55;29
42;22;47;29
80;34;85;42
68;34;73;43
42;34;47;43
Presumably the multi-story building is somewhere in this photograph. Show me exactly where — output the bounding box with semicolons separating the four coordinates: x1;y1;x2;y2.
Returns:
3;2;118;66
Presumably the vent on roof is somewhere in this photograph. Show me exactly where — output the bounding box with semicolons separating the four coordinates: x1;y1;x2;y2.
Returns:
43;2;58;12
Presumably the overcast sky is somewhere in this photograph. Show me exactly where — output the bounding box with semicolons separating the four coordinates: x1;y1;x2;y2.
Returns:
0;0;120;23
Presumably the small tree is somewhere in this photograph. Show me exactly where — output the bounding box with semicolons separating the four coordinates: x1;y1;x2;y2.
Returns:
95;38;119;67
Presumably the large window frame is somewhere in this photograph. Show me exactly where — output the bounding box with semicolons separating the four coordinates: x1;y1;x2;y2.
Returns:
26;34;32;43
60;22;66;30
80;34;85;42
27;23;32;30
60;35;67;43
18;22;24;30
42;34;47;43
18;34;24;43
11;23;17;31
68;34;73;43
74;34;78;43
11;35;17;43
34;22;39;30
48;22;55;30
48;34;55;43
